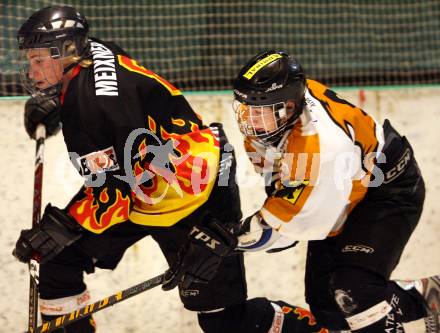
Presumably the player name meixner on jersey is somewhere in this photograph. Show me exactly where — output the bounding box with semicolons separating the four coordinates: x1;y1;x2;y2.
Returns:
90;41;118;96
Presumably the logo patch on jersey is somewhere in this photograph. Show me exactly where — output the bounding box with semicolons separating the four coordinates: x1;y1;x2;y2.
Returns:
274;180;309;205
77;146;119;176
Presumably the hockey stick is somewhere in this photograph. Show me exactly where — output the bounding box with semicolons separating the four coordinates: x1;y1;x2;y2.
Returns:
28;124;46;333
31;273;165;333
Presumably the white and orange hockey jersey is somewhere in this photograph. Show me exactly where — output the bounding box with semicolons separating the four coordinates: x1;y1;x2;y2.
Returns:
244;79;385;243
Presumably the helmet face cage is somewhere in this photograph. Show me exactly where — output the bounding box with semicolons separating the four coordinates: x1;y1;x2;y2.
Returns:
17;6;89;96
232;50;306;145
18;47;65;96
233;100;295;145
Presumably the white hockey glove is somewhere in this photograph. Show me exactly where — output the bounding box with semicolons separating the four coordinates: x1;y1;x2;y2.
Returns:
237;213;298;253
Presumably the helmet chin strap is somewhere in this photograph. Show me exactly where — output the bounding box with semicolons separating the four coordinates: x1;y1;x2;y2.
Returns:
62;62;78;75
62;44;90;75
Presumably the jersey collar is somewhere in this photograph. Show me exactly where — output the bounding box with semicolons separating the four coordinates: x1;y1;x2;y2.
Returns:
60;65;82;105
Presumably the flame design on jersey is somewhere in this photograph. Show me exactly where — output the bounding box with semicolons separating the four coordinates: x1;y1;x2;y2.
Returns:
148;116;157;133
280;306;318;325
292;307;317;325
134;126;218;200
138;138;148;160
189;121;200;132
99;188;109;203
130;124;220;226
132;159;159;205
69;187;131;233
171;118;186;127
162;125;216;194
307;79;379;160
117;55;182;96
279;306;329;332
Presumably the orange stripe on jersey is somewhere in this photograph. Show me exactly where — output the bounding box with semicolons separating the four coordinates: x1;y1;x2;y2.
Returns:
307;79;378;215
117;55;182;96
348;178;368;212
328;179;369;237
243;138;265;170
307;79;379;159
263;122;320;222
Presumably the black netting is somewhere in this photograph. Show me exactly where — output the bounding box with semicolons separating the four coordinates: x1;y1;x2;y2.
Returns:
2;0;440;96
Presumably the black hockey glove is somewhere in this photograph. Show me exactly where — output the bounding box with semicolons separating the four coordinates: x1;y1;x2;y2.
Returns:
24;95;61;139
12;204;83;264
162;214;238;291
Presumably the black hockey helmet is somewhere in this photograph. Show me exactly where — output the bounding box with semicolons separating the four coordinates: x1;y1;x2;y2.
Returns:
232;50;306;145
17;6;89;56
233;50;305;107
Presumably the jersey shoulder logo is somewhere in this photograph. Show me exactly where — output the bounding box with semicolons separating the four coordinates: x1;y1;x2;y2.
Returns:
273;180;309;205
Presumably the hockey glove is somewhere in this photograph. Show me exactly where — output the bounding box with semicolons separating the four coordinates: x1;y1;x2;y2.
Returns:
236;213;298;252
24;95;61;139
162;214;238;291
13;204;83;264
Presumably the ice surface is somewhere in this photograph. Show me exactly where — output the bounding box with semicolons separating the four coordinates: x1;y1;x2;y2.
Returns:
1;89;439;332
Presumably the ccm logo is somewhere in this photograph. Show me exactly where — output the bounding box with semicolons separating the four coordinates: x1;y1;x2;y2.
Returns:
384;148;411;183
190;226;220;250
180;289;199;297
342;245;374;254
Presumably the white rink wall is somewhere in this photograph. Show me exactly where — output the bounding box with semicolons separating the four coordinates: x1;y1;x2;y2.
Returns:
1;88;439;332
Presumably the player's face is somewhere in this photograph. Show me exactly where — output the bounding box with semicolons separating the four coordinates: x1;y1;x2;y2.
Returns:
234;100;297;142
245;105;278;132
25;48;64;90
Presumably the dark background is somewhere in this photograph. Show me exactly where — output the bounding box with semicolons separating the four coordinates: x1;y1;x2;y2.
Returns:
2;0;440;96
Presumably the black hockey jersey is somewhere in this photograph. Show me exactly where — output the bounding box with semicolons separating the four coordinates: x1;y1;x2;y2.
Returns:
62;39;220;234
